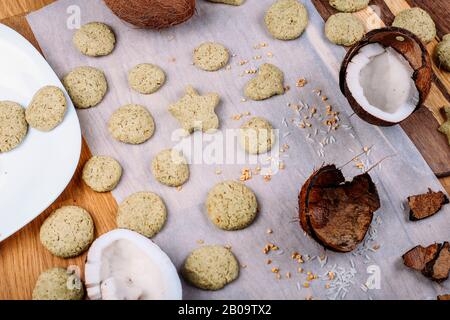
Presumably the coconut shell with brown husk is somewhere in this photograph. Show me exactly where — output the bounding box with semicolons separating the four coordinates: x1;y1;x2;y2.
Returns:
104;0;196;29
298;165;380;253
340;27;432;126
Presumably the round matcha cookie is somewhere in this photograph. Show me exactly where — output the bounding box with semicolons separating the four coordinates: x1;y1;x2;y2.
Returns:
25;86;67;131
264;0;309;41
329;0;369;13
325;13;365;46
193;42;230;71
117;192;167;238
108;104;155;144
32;267;84;300
73;22;115;57
62;66;107;109
239;117;275;155
182;245;239;290
128;63;166;94
40;206;94;258
151;149;189;187
206;180;258;231
392;8;436;44
82;155;122;192
436;35;450;71
0;101;27;153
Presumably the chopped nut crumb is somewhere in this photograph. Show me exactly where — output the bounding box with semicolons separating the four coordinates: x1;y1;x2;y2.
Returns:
266;228;273;234
267;259;272;265
296;78;307;87
286;272;291;279
240;168;252;181
271;267;280;273
263;175;272;182
196;239;204;244
303;282;310;288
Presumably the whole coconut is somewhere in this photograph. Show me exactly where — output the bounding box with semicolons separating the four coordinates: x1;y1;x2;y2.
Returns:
104;0;196;29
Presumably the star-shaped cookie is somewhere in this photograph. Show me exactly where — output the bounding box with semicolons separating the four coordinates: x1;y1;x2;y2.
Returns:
438;106;450;145
168;86;220;133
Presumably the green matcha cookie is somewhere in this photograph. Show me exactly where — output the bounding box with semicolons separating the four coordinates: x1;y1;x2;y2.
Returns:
82;155;122;192
436;35;450;72
325;13;365;46
73;22;116;57
62;66;107;109
329;0;369;13
0;101;27;153
108;104;155;144
25;86;67;131
128;63;166;94
168;86;220;133
151;149;189;187
392;8;436;44
264;0;308;40
182;245;239;290
117;192;167;238
239;117;275;154
244;63;284;101
438;106;450;145
206;180;258;230
32;267;84;300
193;42;230;71
40;206;94;258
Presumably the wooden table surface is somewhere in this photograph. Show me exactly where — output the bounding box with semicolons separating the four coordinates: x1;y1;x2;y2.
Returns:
0;0;449;300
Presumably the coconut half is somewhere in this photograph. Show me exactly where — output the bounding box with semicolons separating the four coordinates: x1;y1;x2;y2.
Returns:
85;229;182;300
340;27;432;126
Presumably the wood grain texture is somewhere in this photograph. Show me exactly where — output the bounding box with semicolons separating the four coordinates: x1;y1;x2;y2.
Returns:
312;0;450;177
0;14;117;300
0;0;54;20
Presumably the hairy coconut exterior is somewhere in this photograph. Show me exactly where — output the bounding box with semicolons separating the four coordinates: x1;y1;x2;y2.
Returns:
299;165;380;253
104;0;195;29
340;27;432;126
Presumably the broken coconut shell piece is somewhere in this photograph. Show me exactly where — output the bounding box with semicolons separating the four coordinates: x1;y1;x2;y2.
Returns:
407;189;449;221
340;27;432;126
298;165;380;252
437;294;450;300
403;242;450;282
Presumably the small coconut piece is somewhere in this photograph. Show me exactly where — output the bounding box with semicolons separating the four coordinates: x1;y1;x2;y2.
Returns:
403;242;450;282
103;0;195;29
407;189;449;221
298;164;380;252
85;229;182;300
340;27;432;126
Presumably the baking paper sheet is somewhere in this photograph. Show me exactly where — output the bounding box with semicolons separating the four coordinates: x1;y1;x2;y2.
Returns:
27;0;450;299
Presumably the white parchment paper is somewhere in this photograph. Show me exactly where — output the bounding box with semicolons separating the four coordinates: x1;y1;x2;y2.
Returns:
27;0;450;299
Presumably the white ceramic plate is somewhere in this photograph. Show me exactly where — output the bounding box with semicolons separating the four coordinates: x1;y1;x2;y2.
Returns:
0;23;81;241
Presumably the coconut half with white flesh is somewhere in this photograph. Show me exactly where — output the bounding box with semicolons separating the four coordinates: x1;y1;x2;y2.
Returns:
85;229;182;300
340;27;432;126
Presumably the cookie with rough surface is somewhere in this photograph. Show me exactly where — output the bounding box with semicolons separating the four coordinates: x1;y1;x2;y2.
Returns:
239;117;275;154
151;149;189;187
128;63;166;94
182;245;239;290
33;268;84;300
392;8;436;44
25;86;67;131
325;13;365;46
62;66;107;109
206;181;258;230
40;206;94;258
264;0;308;40
0;101;27;153
108;104;155;144
193;42;229;71
207;0;244;5
82;155;122;192
244;64;284;101
329;0;369;13
168;86;220;133
436;35;450;72
438;107;450;145
73;22;115;57
117;192;167;238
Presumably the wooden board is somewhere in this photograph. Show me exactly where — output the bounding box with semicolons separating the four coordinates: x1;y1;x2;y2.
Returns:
0;0;450;300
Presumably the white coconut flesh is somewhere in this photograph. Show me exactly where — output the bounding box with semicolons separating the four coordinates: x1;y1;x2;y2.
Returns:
85;229;182;300
346;43;419;123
